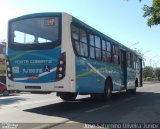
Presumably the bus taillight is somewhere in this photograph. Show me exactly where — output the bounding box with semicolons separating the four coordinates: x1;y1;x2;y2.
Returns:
55;52;66;81
6;56;13;80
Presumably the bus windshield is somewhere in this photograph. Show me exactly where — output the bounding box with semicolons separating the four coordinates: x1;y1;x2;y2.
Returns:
10;17;59;44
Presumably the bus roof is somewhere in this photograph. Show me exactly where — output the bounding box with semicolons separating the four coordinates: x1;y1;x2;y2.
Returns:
8;12;62;22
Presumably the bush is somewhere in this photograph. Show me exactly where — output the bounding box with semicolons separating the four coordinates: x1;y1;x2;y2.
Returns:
144;77;153;81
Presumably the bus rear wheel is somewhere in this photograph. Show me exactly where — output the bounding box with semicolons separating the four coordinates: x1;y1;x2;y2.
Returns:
104;79;112;100
59;92;77;101
3;90;9;96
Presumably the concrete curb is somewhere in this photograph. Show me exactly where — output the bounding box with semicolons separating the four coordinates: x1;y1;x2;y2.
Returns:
143;81;160;84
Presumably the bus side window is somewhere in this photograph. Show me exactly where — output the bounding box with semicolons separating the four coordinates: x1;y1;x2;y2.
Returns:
80;29;88;57
89;35;101;61
133;55;137;69
127;52;131;67
75;41;81;55
89;35;95;59
71;25;88;57
127;52;134;68
102;40;111;63
120;50;124;69
72;25;79;40
106;41;111;62
95;36;101;61
136;57;140;70
112;45;119;64
130;53;133;68
102;40;107;61
72;25;80;55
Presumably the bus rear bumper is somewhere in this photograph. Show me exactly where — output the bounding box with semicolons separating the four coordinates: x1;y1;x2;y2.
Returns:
7;77;76;93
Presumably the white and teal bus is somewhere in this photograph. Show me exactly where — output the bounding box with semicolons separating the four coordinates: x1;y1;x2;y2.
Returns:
7;12;142;101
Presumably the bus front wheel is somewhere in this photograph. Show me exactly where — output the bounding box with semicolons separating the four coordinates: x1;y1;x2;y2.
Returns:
58;92;77;101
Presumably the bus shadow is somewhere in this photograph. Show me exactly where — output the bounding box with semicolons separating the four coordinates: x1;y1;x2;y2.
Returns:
24;91;160;123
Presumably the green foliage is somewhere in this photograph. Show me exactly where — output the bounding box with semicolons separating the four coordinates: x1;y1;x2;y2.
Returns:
144;77;153;81
143;66;154;78
125;0;160;27
154;67;160;79
143;0;160;27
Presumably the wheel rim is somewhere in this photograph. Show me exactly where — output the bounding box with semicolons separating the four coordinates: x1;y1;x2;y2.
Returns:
106;86;111;98
3;90;9;96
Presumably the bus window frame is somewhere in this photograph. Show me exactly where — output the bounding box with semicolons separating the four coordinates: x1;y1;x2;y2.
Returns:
89;34;96;59
8;13;62;50
71;23;89;58
102;39;112;63
94;35;102;61
112;44;120;65
88;33;103;61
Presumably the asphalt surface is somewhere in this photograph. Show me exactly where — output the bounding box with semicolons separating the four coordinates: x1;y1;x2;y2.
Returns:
0;83;160;129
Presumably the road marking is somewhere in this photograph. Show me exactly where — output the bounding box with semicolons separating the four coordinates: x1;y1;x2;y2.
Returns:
123;97;135;102
140;90;160;96
85;104;111;113
31;119;71;129
141;93;148;96
154;90;160;93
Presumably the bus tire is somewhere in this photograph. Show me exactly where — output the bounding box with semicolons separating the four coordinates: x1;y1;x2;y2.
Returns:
3;90;9;96
59;92;77;101
104;78;112;100
90;93;103;100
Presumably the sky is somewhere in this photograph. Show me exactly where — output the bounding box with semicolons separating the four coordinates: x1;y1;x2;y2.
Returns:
0;0;159;67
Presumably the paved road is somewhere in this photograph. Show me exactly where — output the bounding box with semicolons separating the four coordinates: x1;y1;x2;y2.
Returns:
0;83;160;129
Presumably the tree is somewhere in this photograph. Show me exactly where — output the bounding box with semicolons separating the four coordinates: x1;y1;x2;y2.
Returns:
143;0;160;27
124;0;160;27
143;66;154;78
154;67;160;80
